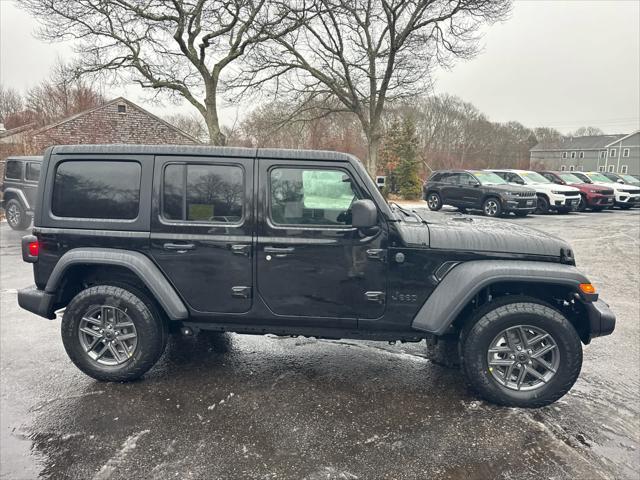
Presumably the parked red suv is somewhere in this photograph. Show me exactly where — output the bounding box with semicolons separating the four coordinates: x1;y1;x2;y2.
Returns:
539;171;615;211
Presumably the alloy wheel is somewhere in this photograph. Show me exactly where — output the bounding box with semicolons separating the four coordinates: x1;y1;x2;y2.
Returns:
484;200;499;216
427;194;440;209
486;325;559;391
7;204;20;227
78;305;138;366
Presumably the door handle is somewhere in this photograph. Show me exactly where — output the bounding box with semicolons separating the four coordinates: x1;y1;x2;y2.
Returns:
264;246;295;254
163;242;195;252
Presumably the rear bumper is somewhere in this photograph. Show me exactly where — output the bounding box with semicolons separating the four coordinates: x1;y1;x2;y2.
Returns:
17;285;56;319
585;299;616;340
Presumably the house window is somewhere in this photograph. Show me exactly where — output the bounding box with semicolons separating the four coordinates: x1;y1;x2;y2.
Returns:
610;148;616;157
117;104;127;113
623;148;630;158
598;166;606;172
570;152;576;159
579;151;584;159
621;165;628;174
569;165;575;171
608;165;615;172
560;165;566;171
562;152;568;159
600;151;606;159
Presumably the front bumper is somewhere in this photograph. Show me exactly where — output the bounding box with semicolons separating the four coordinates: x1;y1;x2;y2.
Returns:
18;285;56;319
549;194;581;210
503;197;537;212
585;299;616;340
586;194;615;207
615;193;640;206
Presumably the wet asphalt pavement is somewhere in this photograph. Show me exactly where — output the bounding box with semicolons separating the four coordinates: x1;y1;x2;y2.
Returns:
1;208;639;480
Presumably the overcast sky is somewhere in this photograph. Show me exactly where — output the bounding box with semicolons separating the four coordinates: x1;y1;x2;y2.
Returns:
1;0;639;134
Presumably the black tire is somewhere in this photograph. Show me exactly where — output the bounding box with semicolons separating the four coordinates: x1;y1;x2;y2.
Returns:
577;195;587;212
426;192;442;211
514;211;528;217
535;195;550;214
5;199;30;230
461;296;582;408
620;204;633;210
425;335;460;368
591;207;605;212
482;197;502;217
61;285;168;382
557;208;571;215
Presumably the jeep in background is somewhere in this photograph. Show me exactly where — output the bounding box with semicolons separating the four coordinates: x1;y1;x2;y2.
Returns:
572;171;640;209
539;171;615;212
17;145;615;408
1;156;43;230
423;170;537;217
489;169;581;214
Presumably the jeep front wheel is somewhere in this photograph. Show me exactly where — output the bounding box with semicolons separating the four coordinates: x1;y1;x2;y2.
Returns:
61;285;168;382
461;297;582;408
482;197;502;217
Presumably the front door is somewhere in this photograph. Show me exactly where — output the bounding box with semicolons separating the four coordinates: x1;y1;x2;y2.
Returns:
458;173;482;206
256;160;388;321
150;156;254;314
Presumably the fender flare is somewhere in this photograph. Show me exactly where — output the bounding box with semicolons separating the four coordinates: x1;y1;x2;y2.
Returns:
45;248;188;320
3;188;31;210
411;260;589;335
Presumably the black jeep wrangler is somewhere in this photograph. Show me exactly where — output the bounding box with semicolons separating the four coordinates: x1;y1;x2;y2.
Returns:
18;145;615;407
1;156;43;230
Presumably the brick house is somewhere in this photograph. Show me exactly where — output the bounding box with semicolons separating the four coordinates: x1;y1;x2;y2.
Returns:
0;97;199;178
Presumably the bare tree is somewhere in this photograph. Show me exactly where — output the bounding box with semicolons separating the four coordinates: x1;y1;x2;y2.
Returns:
164;112;209;142
238;0;511;174
22;0;303;145
569;126;604;137
25;59;105;126
0;86;24;128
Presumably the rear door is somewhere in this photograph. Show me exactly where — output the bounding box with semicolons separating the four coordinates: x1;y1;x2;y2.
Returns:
255;159;387;322
150;156;254;314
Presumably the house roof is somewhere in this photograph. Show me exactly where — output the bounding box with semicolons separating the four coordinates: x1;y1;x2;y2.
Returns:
604;130;640;147
0;97;200;144
530;134;626;152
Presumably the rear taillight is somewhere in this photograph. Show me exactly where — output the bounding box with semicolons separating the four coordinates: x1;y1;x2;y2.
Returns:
22;235;39;263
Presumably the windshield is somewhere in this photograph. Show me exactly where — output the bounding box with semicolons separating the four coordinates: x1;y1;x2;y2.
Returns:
471;171;507;185
520;171;552;184
558;173;584;184
586;172;614;183
621;174;639;183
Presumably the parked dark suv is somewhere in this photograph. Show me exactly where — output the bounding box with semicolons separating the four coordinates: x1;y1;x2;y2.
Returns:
17;145;615;407
424;170;537;217
1;156;43;230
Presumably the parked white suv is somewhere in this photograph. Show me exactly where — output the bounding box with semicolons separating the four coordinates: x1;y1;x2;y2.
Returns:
489;169;581;214
572;171;640;209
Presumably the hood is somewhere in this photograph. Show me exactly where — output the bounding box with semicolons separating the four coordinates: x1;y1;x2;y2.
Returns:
405;213;570;258
482;184;535;194
591;180;640;192
530;183;580;193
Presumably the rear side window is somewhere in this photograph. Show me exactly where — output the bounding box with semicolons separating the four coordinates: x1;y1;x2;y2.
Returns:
52;161;141;219
5;160;21;180
25;162;41;182
162;164;244;223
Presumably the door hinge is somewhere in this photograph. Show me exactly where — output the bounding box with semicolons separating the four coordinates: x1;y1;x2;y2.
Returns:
231;286;252;299
230;244;251;256
365;291;386;304
366;249;386;262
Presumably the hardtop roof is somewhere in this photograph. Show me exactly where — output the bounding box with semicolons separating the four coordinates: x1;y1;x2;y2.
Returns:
49;144;355;162
4;156;43;162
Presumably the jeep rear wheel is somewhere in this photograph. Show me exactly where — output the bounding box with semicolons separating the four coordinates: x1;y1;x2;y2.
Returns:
461;296;582;408
426;192;442;211
6;199;30;230
61;285;168;382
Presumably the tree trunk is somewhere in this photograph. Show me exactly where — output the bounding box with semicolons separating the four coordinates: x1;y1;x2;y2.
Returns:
203;88;225;145
365;128;382;177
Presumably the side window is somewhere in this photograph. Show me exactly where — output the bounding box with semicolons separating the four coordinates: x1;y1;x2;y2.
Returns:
5;160;21;180
508;173;524;184
25;162;41;182
162;163;243;223
270;167;359;226
459;174;476;186
52;161;141;219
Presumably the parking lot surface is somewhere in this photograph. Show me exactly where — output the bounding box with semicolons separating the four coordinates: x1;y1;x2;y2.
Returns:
1;208;639;479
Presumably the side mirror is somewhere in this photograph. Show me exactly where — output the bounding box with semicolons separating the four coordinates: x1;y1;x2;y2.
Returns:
617;179;624;184
351;199;378;228
472;182;480;187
